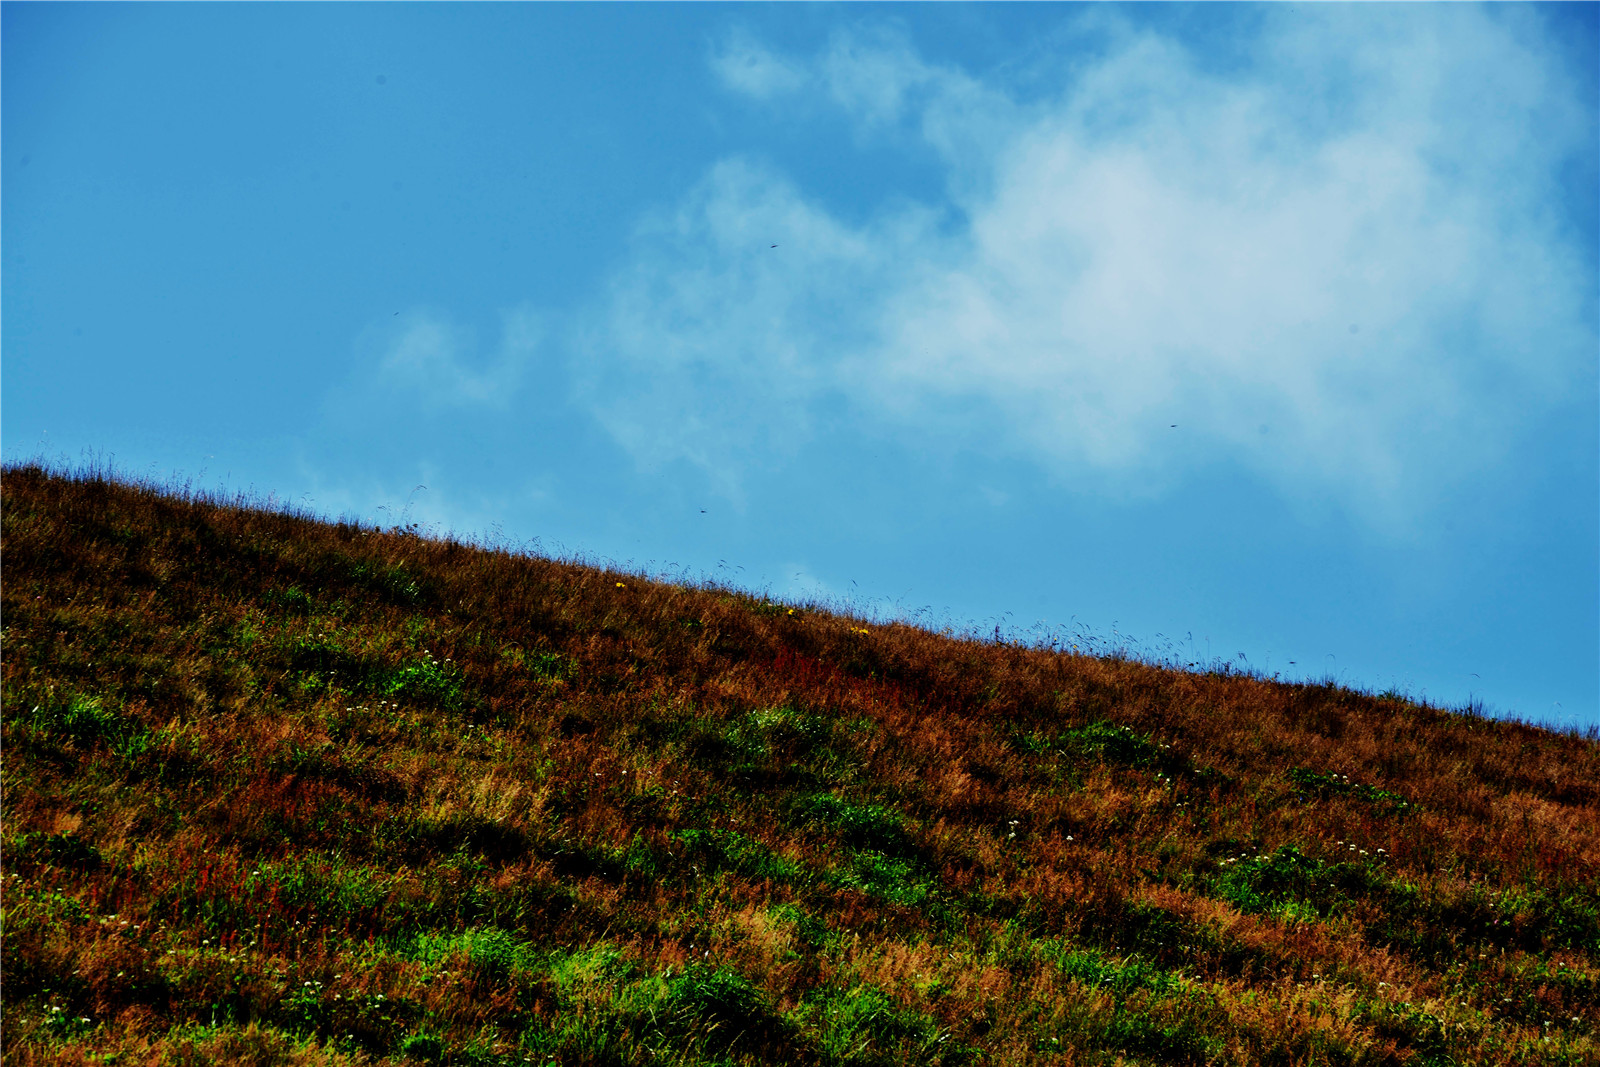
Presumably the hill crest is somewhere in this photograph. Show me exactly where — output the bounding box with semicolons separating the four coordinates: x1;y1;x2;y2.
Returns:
3;463;1596;1065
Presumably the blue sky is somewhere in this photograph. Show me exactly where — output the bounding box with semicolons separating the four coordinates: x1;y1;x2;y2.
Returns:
5;3;1596;728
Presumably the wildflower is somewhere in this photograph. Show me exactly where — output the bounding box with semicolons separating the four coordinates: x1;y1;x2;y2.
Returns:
615;582;626;588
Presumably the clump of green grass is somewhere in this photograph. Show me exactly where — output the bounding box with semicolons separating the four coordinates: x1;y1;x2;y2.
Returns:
1288;765;1413;815
797;982;968;1065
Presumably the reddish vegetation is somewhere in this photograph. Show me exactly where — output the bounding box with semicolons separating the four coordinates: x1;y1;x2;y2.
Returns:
3;462;1596;1065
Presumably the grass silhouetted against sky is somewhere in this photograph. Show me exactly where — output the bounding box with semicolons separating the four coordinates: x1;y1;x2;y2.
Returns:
2;4;1595;725
3;463;1597;1064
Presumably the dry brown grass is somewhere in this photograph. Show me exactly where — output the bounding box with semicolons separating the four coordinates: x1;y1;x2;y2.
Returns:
3;461;1596;1065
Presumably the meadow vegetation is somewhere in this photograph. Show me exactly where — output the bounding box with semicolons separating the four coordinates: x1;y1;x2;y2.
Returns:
2;462;1597;1065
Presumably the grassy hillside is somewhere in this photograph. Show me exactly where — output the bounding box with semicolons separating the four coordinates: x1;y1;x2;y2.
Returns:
2;463;1596;1066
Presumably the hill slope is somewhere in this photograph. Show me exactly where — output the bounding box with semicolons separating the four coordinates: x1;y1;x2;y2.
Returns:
2;463;1597;1066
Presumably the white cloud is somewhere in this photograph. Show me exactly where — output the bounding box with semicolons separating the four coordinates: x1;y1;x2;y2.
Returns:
574;156;937;495
818;26;930;127
710;30;808;100
586;7;1595;530
289;455;510;543
373;306;542;409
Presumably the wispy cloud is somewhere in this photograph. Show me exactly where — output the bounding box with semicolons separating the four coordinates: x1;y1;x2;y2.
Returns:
589;7;1596;531
709;29;808;101
371;306;542;410
288;454;512;543
573;157;938;497
780;562;838;605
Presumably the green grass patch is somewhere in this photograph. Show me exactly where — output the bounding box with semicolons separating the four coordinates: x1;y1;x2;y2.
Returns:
1288;766;1413;815
6;464;1597;1067
1210;843;1382;920
797;982;970;1066
671;827;807;884
795;793;915;857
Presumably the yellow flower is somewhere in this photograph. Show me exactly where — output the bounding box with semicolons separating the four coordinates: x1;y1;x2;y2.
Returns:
615;582;626;588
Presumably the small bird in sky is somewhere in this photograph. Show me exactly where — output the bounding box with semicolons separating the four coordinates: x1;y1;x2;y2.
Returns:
770;244;778;248
1170;424;1177;428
